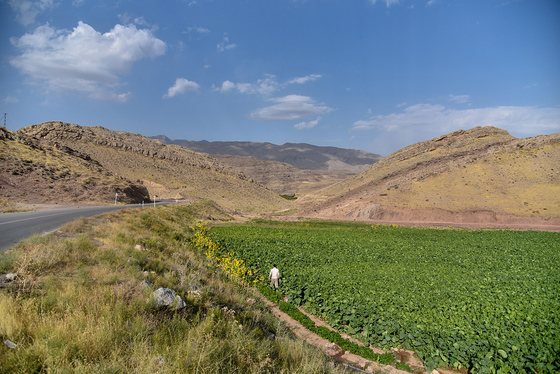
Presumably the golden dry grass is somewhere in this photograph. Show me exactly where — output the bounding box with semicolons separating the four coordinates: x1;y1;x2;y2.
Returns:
302;127;560;219
1;131;145;207
0;204;347;373
13;123;294;214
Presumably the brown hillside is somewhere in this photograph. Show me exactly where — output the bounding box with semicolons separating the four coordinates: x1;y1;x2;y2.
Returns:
153;136;383;171
213;154;355;195
297;126;560;227
15;122;293;214
0;127;149;209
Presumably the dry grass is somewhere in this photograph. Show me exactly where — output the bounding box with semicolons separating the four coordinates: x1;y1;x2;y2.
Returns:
55;142;293;214
379;142;560;217
11;123;294;214
0;203;346;373
1;133;145;208
302;127;560;219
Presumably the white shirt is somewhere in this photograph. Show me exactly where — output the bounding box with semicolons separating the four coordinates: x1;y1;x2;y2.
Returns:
269;267;280;279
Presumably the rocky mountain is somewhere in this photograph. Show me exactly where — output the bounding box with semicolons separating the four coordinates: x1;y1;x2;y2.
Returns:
298;126;560;226
5;122;558;228
8;122;293;214
1;126;150;208
212;154;355;195
151;136;383;172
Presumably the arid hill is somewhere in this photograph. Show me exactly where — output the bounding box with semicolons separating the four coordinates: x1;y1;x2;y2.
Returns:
6;122;559;229
212;154;355;195
10;122;293;214
152;136;383;172
297;126;560;227
1;126;149;208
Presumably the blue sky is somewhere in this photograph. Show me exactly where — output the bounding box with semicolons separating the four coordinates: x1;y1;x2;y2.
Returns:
1;0;559;155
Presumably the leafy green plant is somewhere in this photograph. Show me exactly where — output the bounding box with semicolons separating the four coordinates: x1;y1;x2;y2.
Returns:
278;301;395;365
280;194;298;200
211;223;560;373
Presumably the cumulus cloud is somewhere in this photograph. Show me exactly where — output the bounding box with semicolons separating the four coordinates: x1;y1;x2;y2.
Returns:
218;80;236;92
214;75;279;95
353;103;560;137
352;103;560;155
217;34;237;52
215;74;322;96
9;22;166;102
250;95;333;122
370;0;400;6
295;117;322;129
3;96;19;104
188;26;210;34
118;14;154;29
449;94;470;104
163;78;200;98
9;0;54;26
287;74;323;85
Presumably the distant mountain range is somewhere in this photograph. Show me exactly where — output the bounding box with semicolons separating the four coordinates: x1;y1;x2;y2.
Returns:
3;122;558;228
151;136;383;172
4;122;292;213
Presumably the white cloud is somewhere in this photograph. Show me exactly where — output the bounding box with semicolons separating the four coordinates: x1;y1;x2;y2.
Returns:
286;74;322;85
295;117;322;129
353;103;560;137
10;22;166;102
3;96;19;104
215;73;321;96
119;13;152;28
250;95;333;122
217;34;237;52
218;80;236;92
163;78;200;98
215;75;279;95
370;0;400;7
449;94;470;104
188;26;210;34
91;91;132;103
257;76;280;96
236;83;255;94
352;104;560;155
9;0;54;26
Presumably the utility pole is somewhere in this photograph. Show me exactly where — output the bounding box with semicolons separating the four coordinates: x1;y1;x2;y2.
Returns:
2;113;6;128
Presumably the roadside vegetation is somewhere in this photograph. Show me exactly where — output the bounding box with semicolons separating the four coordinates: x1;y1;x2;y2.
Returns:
2;203;559;373
0;203;347;373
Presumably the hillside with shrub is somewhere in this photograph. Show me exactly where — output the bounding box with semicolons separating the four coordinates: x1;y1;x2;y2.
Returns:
12;122;292;214
298;126;560;227
0;127;149;209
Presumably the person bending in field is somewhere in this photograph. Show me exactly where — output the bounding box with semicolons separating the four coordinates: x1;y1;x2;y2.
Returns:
269;265;280;290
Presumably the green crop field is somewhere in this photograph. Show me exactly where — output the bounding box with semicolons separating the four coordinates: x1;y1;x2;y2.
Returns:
209;221;560;374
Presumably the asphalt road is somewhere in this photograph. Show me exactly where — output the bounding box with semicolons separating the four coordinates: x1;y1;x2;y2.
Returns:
0;202;170;252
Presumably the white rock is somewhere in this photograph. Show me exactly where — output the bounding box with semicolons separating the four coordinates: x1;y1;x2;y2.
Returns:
152;287;186;310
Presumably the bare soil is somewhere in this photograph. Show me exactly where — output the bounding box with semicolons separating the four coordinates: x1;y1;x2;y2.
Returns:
290;205;560;232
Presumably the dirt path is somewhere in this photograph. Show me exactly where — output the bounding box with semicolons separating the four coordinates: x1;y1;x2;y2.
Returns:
255;292;448;374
